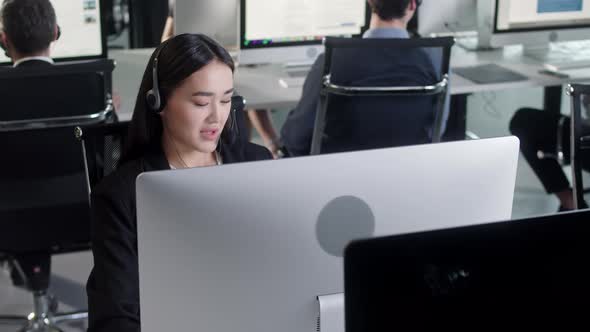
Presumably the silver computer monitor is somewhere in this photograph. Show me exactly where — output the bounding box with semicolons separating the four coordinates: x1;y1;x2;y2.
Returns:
136;136;520;332
0;0;105;65
478;0;590;49
418;0;477;37
239;0;368;66
174;0;239;49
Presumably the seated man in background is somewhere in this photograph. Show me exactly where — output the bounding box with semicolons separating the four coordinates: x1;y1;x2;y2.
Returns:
1;0;123;111
510;103;590;212
280;0;445;156
0;0;59;67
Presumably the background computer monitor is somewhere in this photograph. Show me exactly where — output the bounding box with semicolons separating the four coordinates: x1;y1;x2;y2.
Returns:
174;0;239;49
418;0;477;37
344;209;590;331
136;137;519;332
478;0;590;49
0;0;106;65
239;0;368;66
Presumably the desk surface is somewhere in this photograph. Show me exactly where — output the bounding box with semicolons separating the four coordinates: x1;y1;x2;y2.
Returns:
111;44;590;122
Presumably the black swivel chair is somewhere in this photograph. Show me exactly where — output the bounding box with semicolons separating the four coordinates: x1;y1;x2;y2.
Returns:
567;84;590;210
0;60;115;332
310;37;454;155
537;84;590;210
0;126;93;332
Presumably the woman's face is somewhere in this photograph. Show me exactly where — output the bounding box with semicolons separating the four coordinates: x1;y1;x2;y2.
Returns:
161;59;234;153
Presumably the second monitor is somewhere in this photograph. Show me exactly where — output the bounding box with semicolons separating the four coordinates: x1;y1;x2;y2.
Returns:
239;0;368;66
478;0;590;57
345;209;590;331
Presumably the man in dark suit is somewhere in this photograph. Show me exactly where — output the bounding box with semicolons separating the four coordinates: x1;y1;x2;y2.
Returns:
280;0;449;156
0;0;59;68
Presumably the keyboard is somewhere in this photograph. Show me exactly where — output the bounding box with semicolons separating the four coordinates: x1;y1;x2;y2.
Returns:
544;60;590;72
535;40;590;72
279;66;312;88
287;70;310;78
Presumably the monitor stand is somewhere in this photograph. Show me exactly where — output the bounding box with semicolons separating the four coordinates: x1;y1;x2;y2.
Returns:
317;293;344;332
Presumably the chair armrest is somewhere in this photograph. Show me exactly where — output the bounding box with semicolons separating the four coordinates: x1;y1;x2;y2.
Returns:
0;103;114;131
322;75;449;97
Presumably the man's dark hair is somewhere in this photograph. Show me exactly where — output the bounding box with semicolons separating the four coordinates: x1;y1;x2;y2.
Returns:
368;0;412;21
1;0;57;55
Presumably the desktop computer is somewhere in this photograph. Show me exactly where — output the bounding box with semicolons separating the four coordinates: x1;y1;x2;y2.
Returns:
135;137;519;332
478;0;590;70
0;0;105;65
239;0;368;84
174;0;239;49
345;209;590;331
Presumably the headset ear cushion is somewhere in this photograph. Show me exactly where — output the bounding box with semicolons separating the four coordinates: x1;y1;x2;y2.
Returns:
231;96;245;112
146;89;161;112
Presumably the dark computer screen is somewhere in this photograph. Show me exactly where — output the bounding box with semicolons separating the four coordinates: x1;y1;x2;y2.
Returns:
345;210;590;331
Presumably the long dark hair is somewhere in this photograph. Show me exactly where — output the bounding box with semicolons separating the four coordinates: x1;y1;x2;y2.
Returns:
120;33;235;164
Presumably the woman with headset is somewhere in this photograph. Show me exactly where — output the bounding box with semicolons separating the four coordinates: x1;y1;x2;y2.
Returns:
86;33;271;332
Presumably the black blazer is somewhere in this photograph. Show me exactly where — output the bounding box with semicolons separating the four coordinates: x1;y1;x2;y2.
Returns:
15;59;54;68
0;59;52;70
86;141;272;332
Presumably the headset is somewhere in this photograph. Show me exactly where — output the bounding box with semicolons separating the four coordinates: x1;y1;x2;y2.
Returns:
146;41;243;140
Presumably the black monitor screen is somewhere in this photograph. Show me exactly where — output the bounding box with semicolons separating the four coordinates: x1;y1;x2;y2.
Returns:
345;210;590;330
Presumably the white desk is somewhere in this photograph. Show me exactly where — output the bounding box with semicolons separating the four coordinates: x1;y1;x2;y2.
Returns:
110;44;590;122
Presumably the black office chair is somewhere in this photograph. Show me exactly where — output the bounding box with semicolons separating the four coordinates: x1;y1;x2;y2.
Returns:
0;59;115;129
537;84;590;210
0;59;115;332
0;126;93;332
310;36;454;155
567;84;590;210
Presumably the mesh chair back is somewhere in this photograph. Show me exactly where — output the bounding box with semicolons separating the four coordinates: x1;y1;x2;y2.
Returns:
76;122;130;190
0;59;115;127
0;125;91;253
311;37;453;155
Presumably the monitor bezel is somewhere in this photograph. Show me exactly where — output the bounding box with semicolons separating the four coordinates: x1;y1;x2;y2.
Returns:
0;0;108;66
493;0;590;34
239;0;370;50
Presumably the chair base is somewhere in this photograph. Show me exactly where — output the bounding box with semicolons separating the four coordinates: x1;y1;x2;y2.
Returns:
0;312;87;332
0;292;87;332
17;317;64;332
